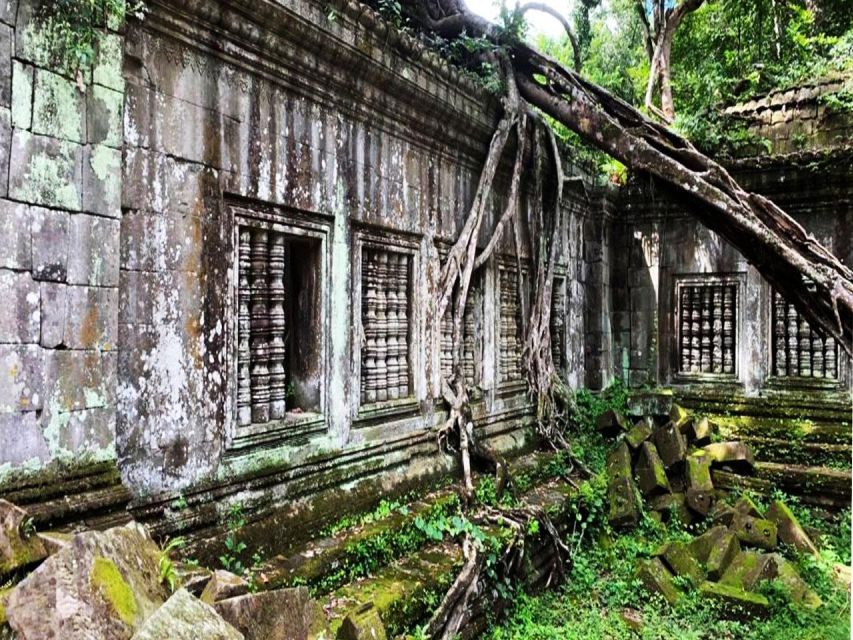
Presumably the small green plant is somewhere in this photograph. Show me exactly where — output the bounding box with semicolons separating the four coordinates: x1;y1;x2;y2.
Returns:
219;503;249;575
158;536;186;593
170;494;188;511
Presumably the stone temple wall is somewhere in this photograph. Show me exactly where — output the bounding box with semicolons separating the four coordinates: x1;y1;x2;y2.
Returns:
0;1;124;485
0;0;595;542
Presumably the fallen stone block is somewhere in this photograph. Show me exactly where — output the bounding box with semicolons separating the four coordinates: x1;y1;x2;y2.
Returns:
685;451;715;515
200;570;249;604
705;530;741;580
36;531;72;555
653;423;687;469
636;558;681;606
625;418;654;450
708;503;737;527
766;500;819;556
337;603;387;640
649;493;693;525
698;581;769;620
765;554;822;608
635;442;671;497
682;416;713;446
703;443;755;472
131;588;243;640
619;607;643;632
607;476;641;530
607;442;633;483
659;542;704;586
733;495;763;519
5;521;168;640
669;404;690;429
731;515;777;551
719;551;775;591
596;409;631;437
0;500;48;578
215;587;327;640
175;563;214;596
689;525;729;563
686;489;714;517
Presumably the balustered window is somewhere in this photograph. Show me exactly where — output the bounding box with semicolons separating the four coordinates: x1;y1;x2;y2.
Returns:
499;267;525;383
236;223;323;428
550;277;566;370
677;281;737;376
360;248;413;404
440;279;480;386
772;291;838;379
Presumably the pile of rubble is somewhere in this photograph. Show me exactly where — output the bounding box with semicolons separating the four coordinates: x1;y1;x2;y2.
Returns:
0;499;376;640
599;405;825;617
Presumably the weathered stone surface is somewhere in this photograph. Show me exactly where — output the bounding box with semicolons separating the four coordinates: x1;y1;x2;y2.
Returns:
719;551;774;591
765;500;818;556
337;603;387;640
668;404;689;428
9;130;82;211
0;106;8;196
87;85;123;148
0;201;30;270
607;476;641;530
683;416;713;445
698;581;769;619
733;495;763;519
731;515;777;551
67;214;120;286
200;570;249;604
31;207;69;282
6;522;168;639
83;145;122;217
636;558;680;605
214;587;327;640
703;442;755;472
649;492;693;525
705;530;741;580
689;525;728;564
635;442;670;497
659;541;704;586
652;422;687;468
0;500;47;577
131;588;243;640
0;345;43;413
174;564;213;596
709;503;737;527
0;272;39;343
765;554;822;608
606;441;632;483
596;409;631;437
93;33;124;93
39;282;67;348
62;285;118;350
31;68;85;143
10;60;32;130
37;531;72;555
684;451;714;515
625;418;653;449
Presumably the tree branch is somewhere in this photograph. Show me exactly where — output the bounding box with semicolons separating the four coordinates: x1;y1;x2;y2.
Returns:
517;2;582;71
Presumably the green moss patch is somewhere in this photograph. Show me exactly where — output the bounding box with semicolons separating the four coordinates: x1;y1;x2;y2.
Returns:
90;556;138;626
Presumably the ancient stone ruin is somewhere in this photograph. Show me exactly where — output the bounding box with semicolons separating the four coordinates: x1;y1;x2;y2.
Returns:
0;0;850;637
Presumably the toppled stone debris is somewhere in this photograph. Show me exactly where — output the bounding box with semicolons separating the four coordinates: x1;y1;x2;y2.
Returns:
337;603;387;640
5;521;168;639
598;405;824;616
214;587;327;640
200;570;250;604
0;500;47;578
131;588;243;640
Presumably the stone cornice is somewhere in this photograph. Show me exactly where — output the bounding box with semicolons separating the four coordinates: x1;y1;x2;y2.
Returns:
141;0;501;169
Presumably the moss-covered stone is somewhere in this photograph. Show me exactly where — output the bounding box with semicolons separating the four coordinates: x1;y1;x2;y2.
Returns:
719;551;774;590
705;530;741;580
703;442;755;472
636;558;681;605
698;581;769;619
91;556;138;626
766;500;819;555
659;542;704;586
731;515;777;551
607;476;641;530
653;423;687;469
625;418;654;450
669;404;690;429
596;409;631;437
635;442;670;497
0;500;48;578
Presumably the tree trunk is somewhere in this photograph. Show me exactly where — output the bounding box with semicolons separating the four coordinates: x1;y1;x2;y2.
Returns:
403;0;853;354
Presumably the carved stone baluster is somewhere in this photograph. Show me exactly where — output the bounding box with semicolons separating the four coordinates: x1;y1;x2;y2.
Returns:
812;330;824;377
798;315;811;377
711;286;723;373
268;232;287;420
361;251;379;404
375;252;389;402
700;287;712;372
386;257;400;401
825;338;837;378
773;292;787;377
237;228;252;427
250;228;271;424
690;287;701;372
722;286;734;374
786;302;799;376
396;254;410;398
679;287;690;372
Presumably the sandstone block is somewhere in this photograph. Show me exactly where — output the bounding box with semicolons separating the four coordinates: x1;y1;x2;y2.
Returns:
87;85;123;148
649;492;693;525
659;541;704;586
0;271;39;343
0;201;31;270
31;68;85;143
698;581;769;619
6;522;168;639
0;0;16;26
653;422;687;468
606;441;633;483
67;213;120;285
689;525;728;564
0;500;47;578
764;554;822;608
683;416;713;445
214;587;327;640
705;530;740;580
733;495;763;519
596;409;631;437
668;403;689;428
39;282;67;348
635;442;670;497
10;60;32;130
731;515;777;551
9;130;83;211
708;503;737;527
703;442;754;472
0;24;10;110
0;412;49;466
83;145;122;217
636;558;680;606
607;476;641;530
31;207;69;282
131;588;243;640
200;570;249;604
685;451;714;515
625;417;653;449
719;551;775;591
93;33;124;93
62;285;118;350
337;603;387;640
0;345;43;412
36;531;73;555
0;107;8;196
766;500;818;556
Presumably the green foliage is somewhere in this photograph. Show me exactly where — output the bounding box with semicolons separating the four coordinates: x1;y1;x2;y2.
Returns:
158;536;186;593
219;503;249;575
566;379;629;473
35;0;144;72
